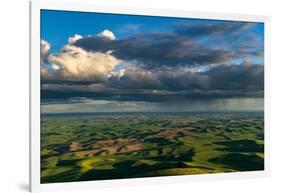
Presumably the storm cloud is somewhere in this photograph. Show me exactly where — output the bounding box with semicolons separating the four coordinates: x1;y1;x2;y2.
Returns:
41;20;264;105
42;62;264;102
73;21;262;69
74;32;234;68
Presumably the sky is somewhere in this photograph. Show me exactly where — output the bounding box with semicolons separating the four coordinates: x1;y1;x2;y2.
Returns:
40;10;264;113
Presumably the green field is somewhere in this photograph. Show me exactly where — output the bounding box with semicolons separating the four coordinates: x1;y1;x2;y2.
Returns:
41;112;264;183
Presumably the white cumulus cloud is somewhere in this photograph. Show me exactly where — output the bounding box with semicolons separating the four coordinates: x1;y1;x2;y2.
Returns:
68;34;83;44
40;39;50;65
47;44;120;82
97;29;116;40
41;31;119;82
40;39;51;77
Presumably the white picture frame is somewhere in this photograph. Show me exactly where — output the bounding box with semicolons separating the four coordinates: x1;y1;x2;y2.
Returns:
30;0;270;192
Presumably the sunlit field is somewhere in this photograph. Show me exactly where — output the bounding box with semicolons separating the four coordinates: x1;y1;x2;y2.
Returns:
41;112;264;183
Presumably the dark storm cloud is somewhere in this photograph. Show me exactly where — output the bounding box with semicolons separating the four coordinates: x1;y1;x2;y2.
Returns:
72;36;115;52
160;64;264;96
73;21;261;69
117;34;233;68
42;63;264;102
74;32;234;68
106;67;164;90
41;79;99;86
106;63;264;93
207;64;264;91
